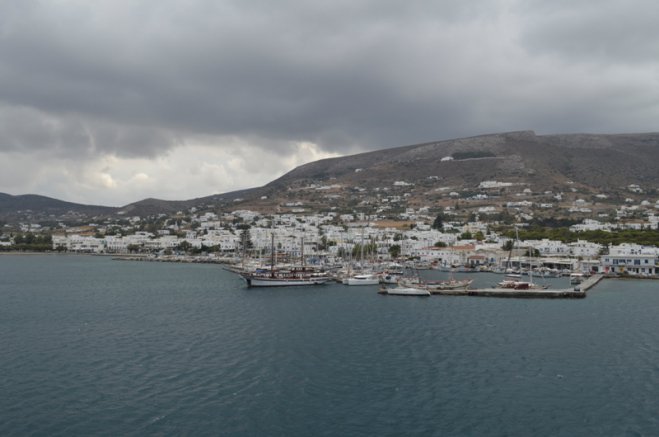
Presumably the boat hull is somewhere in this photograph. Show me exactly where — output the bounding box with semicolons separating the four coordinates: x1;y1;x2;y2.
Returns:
345;275;380;286
243;276;330;287
384;286;431;296
425;279;473;292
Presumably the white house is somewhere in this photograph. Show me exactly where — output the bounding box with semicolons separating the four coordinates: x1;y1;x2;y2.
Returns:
601;244;658;275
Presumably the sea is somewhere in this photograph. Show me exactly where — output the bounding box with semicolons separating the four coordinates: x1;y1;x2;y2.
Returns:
1;254;659;436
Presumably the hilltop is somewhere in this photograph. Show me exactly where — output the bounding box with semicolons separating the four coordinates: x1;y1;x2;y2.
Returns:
227;130;659;213
2;131;658;222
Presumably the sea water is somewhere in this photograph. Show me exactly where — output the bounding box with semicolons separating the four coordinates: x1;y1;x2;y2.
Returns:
1;255;659;436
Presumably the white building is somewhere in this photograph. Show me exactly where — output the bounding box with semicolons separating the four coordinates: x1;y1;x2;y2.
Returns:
569;240;602;258
600;244;658;275
527;239;570;256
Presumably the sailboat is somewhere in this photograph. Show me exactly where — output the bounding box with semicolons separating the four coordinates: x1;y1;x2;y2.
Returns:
497;232;547;290
423;271;473;292
345;227;379;286
240;235;330;287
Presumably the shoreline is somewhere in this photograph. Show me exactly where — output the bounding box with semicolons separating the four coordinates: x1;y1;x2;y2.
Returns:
2;251;658;283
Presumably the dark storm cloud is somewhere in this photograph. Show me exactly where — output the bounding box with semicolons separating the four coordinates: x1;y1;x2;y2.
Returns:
0;105;179;159
0;0;658;161
518;0;659;64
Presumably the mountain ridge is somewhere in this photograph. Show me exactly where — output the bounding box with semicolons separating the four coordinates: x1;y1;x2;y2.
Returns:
2;130;658;221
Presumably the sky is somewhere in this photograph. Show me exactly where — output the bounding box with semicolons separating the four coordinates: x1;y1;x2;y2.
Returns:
1;0;658;206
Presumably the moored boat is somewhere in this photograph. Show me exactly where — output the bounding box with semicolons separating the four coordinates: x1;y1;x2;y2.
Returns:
424;278;473;292
345;273;380;286
380;285;431;296
242;273;330;287
497;279;548;290
569;272;586;284
239;234;329;287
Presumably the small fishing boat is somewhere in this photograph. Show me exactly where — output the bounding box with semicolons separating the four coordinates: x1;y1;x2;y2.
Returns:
424;278;473;292
380;285;430;296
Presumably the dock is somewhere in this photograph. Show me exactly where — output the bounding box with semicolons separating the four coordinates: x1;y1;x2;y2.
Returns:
427;274;605;299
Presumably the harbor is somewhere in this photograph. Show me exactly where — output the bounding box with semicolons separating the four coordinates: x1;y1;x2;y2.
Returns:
104;248;628;298
110;252;617;299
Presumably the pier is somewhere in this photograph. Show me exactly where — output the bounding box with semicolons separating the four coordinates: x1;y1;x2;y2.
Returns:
426;275;605;299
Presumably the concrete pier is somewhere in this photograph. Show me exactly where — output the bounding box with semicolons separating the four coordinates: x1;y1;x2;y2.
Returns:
429;274;605;299
575;274;604;292
430;287;586;298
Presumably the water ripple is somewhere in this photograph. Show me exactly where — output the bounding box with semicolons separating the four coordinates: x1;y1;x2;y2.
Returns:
2;257;659;436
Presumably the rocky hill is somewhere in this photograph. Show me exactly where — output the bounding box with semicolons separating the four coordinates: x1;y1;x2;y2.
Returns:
230;131;659;211
0;193;115;222
2;131;658;222
266;131;659;192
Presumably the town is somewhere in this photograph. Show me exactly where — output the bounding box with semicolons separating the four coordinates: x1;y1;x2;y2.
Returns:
2;178;659;278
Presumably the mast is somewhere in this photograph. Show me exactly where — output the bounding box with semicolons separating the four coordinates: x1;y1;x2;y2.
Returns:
360;226;365;272
241;231;246;271
528;241;533;284
505;226;518;272
301;237;305;270
270;233;275;278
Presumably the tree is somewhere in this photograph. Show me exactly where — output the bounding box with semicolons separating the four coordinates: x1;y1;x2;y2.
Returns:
459;231;472;240
127;244;142;254
525;248;540;257
434;241;447;247
474;231;485;241
432;213;444;230
177;241;192;253
502;240;514;251
239;226;254;251
352;242;378;258
388;244;401;259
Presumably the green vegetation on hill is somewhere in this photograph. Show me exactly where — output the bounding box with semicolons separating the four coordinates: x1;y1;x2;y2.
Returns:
0;233;53;252
452;151;496;160
509;228;659;247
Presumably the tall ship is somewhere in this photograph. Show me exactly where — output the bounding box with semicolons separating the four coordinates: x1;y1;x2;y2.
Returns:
238;234;330;288
241;269;331;287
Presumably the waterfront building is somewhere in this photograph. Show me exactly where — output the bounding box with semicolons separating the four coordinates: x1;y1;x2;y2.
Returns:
601;244;658;275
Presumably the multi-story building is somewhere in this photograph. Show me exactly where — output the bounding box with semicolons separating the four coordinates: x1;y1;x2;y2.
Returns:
600;244;658;275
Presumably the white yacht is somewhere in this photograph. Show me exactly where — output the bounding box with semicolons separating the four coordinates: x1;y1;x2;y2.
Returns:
345;273;380;286
381;285;431;296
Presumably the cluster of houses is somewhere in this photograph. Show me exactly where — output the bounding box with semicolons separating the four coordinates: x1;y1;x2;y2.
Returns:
4;176;659;276
34;207;659;277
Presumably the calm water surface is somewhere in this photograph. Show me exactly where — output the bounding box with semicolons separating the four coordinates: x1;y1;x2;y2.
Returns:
1;255;659;436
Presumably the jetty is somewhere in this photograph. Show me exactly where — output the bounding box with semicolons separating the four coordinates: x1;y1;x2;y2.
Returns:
425;274;605;299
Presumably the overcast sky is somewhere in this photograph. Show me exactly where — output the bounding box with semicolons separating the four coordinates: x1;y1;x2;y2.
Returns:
1;0;658;206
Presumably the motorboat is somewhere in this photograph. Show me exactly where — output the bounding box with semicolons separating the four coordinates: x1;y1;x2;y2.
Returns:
380;285;430;296
345;273;380;286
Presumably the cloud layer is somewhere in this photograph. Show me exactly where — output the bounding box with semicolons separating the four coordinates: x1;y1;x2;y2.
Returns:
1;0;658;205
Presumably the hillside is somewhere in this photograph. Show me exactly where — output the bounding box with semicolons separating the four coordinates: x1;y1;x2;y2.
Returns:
229;131;659;211
0;193;116;222
2;131;658;222
266;131;659;191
